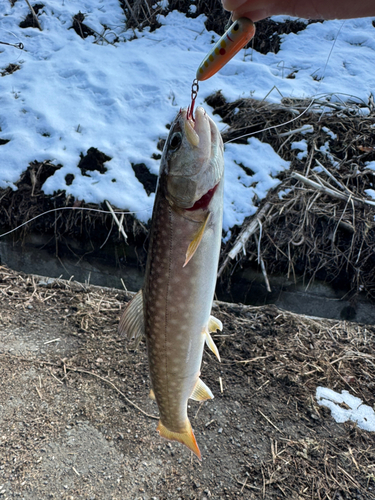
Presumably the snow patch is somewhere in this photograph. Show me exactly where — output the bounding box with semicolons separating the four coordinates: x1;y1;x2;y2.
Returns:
316;387;375;432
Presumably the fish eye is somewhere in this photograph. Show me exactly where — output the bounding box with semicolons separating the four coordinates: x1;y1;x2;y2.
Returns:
169;132;182;151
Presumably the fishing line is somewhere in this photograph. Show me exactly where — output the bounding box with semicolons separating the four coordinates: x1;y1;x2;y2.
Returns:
0;206;151;239
223;20;347;144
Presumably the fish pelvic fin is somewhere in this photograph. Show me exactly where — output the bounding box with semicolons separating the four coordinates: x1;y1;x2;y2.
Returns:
157;419;201;460
203;315;223;362
118;289;144;347
208;315;223;332
183;212;211;268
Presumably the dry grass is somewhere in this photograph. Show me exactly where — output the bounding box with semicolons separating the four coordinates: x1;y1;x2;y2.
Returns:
211;94;375;303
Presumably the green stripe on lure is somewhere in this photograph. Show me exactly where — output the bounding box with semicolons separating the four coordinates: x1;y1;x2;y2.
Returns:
196;17;255;81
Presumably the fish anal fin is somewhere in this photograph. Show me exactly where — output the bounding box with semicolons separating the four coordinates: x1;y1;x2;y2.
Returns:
183;212;211;267
118;290;144;347
190;377;214;401
157;419;201;460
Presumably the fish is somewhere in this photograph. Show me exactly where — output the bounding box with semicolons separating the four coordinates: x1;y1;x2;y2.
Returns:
119;106;224;459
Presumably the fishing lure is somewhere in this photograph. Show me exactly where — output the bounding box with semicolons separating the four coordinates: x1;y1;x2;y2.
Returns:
196;17;255;82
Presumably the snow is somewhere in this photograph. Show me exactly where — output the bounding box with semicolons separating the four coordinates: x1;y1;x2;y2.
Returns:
365;189;375;200
0;2;374;230
316;387;375;432
223;139;290;229
322;126;337;140
291;140;308;160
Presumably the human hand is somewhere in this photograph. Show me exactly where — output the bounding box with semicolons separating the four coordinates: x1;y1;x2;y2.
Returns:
222;0;375;22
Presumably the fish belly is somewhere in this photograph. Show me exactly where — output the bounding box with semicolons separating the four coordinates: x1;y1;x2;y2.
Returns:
144;188;222;434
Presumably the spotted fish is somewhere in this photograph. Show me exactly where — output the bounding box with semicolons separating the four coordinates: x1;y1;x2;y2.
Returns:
119;106;224;459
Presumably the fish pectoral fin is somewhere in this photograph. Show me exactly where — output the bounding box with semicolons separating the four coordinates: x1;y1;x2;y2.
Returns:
190;377;214;401
203;315;222;362
118;289;144;347
149;389;156;400
157;419;201;460
183;212;211;268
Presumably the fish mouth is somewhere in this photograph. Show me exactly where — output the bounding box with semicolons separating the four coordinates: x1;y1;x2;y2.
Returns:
166;107;223;209
184;118;200;147
183;105;219;149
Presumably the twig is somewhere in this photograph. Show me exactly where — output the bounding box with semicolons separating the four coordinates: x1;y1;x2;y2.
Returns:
258;409;284;434
315;160;352;195
255;232;271;292
240;476;248;493
292;172;375;207
105;200;128;242
337;465;363;490
235;477;261;491
2;353;158;420
278;124;314;137
49;367;64;384
35;385;43;400
304;140;316;177
218;203;270;277
122;0;139;26
25;0;42;31
234;355;270;364
262;466;266;499
72;466;80;476
65;366;159;419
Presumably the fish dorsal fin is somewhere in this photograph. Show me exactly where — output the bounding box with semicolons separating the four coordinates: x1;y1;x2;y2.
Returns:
203;315;222;361
118;290;144;347
190;377;214;401
183;212;211;268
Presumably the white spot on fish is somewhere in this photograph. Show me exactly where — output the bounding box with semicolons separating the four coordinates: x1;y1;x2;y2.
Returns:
185;339;192;363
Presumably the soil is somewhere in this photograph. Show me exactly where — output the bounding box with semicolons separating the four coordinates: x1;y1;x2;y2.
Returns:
1;265;374;500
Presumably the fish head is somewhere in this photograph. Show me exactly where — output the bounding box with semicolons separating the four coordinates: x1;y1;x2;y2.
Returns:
159;107;224;210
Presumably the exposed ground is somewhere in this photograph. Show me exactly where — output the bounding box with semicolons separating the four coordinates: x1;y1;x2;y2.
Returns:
1;5;375;499
1;265;375;499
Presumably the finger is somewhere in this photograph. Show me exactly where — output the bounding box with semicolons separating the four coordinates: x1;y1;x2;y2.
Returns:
221;0;248;12
232;8;269;21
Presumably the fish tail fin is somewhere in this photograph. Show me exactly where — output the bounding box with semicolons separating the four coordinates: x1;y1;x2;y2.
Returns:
157;419;201;460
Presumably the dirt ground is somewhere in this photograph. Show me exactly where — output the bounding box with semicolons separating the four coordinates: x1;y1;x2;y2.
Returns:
0;265;375;500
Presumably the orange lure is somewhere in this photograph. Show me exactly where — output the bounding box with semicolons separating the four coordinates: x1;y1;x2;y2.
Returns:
196;18;255;81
